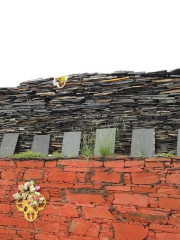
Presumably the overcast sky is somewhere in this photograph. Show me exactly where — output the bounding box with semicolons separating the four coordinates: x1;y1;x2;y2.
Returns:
0;0;180;87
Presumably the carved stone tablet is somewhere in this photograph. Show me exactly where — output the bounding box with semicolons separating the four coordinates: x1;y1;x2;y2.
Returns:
130;128;155;157
94;128;116;157
0;133;19;157
31;135;50;156
177;129;180;156
62;132;81;157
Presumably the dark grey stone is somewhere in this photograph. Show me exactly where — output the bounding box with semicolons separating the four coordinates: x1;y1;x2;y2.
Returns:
62;132;81;157
130;128;155;157
177;129;180;156
94;128;116;157
0;133;19;157
31;135;50;156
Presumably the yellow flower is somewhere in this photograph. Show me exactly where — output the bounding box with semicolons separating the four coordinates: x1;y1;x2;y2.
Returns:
56;76;68;84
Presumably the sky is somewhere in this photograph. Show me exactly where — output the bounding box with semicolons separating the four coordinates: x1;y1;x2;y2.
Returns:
0;0;180;87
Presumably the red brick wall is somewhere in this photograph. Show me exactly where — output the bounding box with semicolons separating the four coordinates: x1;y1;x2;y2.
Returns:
0;156;180;240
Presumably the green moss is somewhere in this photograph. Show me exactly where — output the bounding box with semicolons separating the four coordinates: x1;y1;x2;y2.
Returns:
51;151;63;158
159;152;176;158
12;150;44;159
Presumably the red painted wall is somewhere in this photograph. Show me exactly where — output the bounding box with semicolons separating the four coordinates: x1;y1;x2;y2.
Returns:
0;156;180;240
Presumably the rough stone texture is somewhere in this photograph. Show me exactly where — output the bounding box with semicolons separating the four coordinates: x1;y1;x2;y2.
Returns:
0;133;19;157
1;70;180;155
94;128;116;157
113;222;148;240
177;129;180;156
130;128;155;157
1;156;180;239
31;134;50;156
62;132;81;157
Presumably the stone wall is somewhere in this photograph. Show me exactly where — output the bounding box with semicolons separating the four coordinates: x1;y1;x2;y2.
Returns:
1;69;180;155
1;156;180;239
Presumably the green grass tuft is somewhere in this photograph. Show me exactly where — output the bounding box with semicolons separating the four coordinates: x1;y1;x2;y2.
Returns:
81;134;93;160
81;145;93;160
99;144;113;158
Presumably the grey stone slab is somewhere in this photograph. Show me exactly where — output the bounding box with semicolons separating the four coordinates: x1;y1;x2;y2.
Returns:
0;133;19;157
94;128;116;157
130;128;155;157
177;129;180;156
31;135;50;156
62;132;81;157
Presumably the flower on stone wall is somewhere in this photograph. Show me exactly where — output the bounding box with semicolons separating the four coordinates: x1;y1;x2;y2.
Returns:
13;181;42;207
13;181;46;222
53;75;68;89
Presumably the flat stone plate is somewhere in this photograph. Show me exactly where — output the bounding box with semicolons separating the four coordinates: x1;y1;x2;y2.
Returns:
177;129;180;156
130;128;155;157
94;128;116;157
31;135;50;156
62;132;81;157
0;133;19;157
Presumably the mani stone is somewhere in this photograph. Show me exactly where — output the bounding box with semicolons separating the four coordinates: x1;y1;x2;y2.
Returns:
0;133;19;157
130;128;155;157
94;128;116;157
62;132;81;157
177;129;180;156
31;135;50;156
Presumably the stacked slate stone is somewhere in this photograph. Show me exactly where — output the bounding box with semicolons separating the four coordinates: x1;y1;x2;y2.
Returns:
1;69;180;155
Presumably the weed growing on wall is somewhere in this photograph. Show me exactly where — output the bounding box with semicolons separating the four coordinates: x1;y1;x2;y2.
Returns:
81;134;93;160
99;143;113;158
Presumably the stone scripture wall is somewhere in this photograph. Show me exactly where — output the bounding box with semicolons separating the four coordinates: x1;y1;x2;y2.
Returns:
1;69;180;155
1;156;180;239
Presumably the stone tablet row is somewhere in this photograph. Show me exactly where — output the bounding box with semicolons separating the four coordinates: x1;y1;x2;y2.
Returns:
0;128;180;158
0;129;116;157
